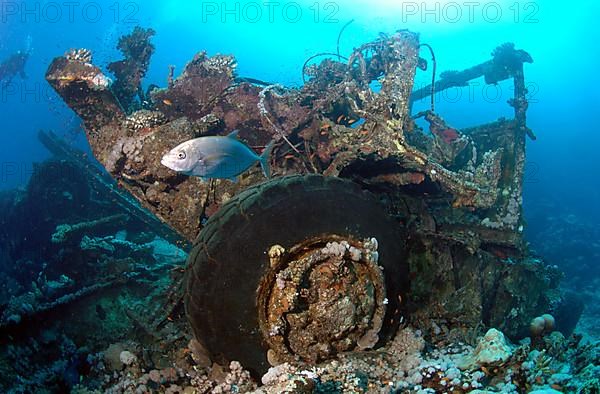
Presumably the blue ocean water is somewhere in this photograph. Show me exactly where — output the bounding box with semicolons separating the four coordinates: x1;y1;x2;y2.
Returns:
1;0;600;391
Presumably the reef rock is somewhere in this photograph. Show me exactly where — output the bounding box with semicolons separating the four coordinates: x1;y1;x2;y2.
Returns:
104;343;126;370
458;328;513;370
119;350;137;366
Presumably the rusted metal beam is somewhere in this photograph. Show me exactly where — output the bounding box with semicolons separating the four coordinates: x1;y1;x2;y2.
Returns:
38;130;189;249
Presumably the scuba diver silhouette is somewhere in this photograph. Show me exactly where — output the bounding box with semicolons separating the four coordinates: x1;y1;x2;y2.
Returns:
0;51;29;85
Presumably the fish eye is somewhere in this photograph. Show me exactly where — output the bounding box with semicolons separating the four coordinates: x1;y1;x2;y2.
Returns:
177;151;186;160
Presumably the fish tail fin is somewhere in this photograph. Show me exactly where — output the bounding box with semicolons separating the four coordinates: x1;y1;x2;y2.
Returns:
259;140;274;178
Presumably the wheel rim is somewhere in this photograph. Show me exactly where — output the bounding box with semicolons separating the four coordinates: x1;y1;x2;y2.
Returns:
257;235;386;365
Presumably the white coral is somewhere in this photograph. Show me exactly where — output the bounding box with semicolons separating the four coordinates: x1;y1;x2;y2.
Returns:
458;328;513;370
119;350;137;366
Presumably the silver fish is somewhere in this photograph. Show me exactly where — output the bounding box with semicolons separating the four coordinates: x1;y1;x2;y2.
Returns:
161;130;273;181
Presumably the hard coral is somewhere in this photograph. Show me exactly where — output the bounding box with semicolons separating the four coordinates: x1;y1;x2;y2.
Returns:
124;110;167;132
107;26;156;113
65;48;92;64
530;313;556;337
459;328;513;370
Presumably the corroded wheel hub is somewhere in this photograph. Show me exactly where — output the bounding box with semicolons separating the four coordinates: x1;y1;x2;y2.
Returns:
257;236;386;365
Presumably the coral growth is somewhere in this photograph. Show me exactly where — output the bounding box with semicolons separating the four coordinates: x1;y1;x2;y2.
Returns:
124;110;167;132
458;328;513;369
486;42;533;85
107;26;156;113
65;48;92;64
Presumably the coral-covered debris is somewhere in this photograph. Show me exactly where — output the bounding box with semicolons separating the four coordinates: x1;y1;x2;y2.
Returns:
107;26;156;113
38;26;586;386
46;29;533;248
17;325;591;394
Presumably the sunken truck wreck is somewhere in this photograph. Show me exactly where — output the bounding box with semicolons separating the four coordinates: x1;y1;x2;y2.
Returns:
46;28;572;374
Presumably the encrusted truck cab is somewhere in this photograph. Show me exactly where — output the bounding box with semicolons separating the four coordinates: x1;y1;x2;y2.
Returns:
46;28;565;374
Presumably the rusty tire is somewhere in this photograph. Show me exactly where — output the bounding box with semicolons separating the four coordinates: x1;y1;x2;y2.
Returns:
184;174;409;375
